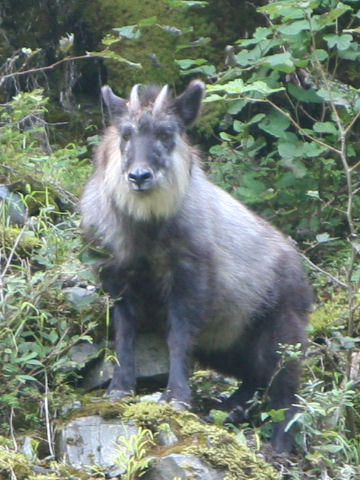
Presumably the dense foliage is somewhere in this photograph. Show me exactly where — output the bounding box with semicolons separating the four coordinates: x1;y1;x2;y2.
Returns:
0;0;360;478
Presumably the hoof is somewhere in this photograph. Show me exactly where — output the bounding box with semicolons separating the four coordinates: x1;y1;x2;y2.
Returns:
159;391;191;411
169;399;191;411
104;389;132;401
225;405;246;424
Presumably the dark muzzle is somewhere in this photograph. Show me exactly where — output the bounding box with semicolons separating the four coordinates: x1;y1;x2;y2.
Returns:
128;167;154;190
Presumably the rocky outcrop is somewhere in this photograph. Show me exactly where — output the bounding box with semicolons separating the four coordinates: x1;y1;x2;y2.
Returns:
56;398;280;479
68;333;169;391
57;415;139;477
143;453;225;480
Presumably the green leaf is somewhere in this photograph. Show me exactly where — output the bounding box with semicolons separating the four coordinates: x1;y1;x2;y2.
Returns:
281;158;307;178
210;409;228;426
158;25;183;35
306;190;320;199
275;171;297;188
46;330;59;344
14;352;39;364
259;110;291;138
351;269;360;282
219;132;236;142
16;375;38;383
338;48;360;61
278;137;305;158
236;173;267;201
175;58;207;69
236;27;273;46
324;33;353;51
263;52;295;73
227;99;246;114
266;408;288;422
234;114;265;132
288;84;323;103
92;49;142;69
316;233;331;243
179;65;215;76
214;80;285;98
67;289;97;308
203;93;224;103
235;48;261;66
259;3;310;20
303;141;328;157
318;444;344;454
313;122;338;135
207;79;284;96
278;19;310;35
138;16;158;27
176;37;210;51
233;120;244;133
317;2;352;27
312;49;329;61
315;87;350;107
354;97;360;113
26;359;44;366
113;25;141;40
164;0;208;7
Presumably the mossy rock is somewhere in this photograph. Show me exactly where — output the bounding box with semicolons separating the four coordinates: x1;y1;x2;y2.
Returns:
2;226;41;254
310;290;348;337
60;395;280;480
0;438;32;480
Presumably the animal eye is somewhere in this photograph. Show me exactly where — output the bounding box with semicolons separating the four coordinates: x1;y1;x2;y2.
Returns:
121;126;133;142
157;128;172;143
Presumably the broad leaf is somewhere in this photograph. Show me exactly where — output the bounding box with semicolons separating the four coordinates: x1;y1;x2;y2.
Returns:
313;122;338;136
263;52;295;73
259;110;291;138
113;25;141;40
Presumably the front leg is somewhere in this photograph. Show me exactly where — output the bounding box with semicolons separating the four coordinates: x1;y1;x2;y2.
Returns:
162;268;203;407
106;298;137;400
163;316;194;406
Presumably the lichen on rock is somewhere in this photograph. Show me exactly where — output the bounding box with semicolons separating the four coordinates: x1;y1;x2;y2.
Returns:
57;395;280;479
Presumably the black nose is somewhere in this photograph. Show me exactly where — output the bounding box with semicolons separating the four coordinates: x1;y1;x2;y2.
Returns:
128;168;153;187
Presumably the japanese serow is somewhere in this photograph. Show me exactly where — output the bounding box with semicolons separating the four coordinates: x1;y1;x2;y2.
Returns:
80;80;312;453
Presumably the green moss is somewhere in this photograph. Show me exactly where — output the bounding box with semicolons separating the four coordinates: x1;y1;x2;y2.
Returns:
180;420;279;480
122;400;196;427
63;396;279;479
82;0;218;93
198;101;228;139
59;393;127;423
3;226;42;253
0;440;32;480
310;291;348;337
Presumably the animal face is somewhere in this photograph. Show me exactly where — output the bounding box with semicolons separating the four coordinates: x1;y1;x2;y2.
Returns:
100;82;205;220
118;110;180;193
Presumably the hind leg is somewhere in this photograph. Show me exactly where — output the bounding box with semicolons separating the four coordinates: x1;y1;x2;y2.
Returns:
225;314;305;451
221;361;299;452
267;363;300;452
221;380;258;423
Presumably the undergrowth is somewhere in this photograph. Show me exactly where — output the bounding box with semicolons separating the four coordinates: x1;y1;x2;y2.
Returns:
0;1;360;479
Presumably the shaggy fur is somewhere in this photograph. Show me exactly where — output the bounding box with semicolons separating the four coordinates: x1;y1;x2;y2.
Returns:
80;80;312;453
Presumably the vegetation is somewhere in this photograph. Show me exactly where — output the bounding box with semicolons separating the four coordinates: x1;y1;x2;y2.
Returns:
0;0;360;478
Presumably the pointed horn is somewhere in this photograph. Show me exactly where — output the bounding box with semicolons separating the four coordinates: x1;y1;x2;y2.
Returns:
129;84;141;112
153;85;169;115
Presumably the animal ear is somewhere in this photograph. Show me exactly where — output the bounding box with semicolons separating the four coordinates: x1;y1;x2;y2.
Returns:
173;80;205;127
101;85;127;117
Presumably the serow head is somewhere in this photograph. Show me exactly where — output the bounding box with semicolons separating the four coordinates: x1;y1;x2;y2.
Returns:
101;81;205;194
